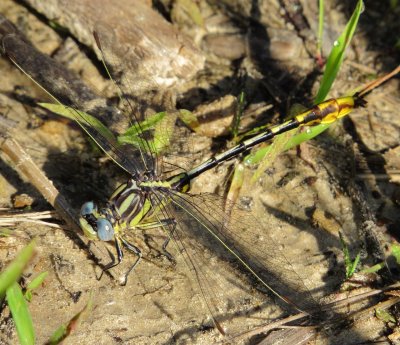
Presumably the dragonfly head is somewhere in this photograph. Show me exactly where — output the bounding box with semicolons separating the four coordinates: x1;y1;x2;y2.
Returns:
79;201;115;242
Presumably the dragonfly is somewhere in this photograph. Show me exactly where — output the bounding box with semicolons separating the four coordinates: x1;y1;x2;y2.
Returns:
79;94;359;266
3;25;398;336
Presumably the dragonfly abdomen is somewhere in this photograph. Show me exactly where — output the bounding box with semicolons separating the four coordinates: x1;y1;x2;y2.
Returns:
186;96;357;180
296;96;355;125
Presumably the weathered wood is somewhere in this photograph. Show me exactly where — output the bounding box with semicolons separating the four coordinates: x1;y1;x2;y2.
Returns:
23;0;205;95
0;15;121;127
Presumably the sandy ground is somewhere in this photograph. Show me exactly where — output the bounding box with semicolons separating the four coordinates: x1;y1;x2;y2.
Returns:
0;0;399;344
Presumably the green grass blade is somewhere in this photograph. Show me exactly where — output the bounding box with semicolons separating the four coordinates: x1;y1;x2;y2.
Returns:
39;103;116;143
231;92;245;139
118;111;175;154
314;0;364;103
347;252;361;278
25;272;48;302
0;240;36;299
120;112;166;138
46;297;93;345
6;282;35;345
360;262;385;274
226;163;245;207
243;1;363;177
42;102;174;156
251;129;293;182
177;109;200;132
26;271;48;292
391;243;400;265
152;112;176;154
244;123;331;165
376;308;396;323
339;232;360;278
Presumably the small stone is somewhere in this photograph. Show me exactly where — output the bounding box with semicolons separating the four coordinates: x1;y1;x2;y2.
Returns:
13;193;34;208
204;33;246;60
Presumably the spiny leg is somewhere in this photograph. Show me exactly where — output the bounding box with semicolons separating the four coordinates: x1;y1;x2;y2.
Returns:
160;218;177;263
140;218;176;263
97;218;175;284
98;236;124;281
120;236;142;285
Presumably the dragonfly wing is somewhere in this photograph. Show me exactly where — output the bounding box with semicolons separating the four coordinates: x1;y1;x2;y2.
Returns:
148;189;321;335
92;24;196;177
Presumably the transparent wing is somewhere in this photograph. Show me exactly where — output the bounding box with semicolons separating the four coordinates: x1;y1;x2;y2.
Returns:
92;23;207;179
92;24;181;178
146;189;322;334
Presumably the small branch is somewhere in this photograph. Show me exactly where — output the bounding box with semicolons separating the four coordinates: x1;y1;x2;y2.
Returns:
0;210;63;229
0;134;81;235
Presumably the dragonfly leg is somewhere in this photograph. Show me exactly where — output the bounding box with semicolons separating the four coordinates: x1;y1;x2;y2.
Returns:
120;236;142;285
98;237;124;281
160;218;177;263
140;218;176;262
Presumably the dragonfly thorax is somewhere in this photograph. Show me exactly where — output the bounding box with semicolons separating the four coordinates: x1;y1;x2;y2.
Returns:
139;169;157;182
108;179;149;227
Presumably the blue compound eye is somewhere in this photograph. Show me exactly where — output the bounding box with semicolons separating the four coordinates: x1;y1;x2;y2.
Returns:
80;201;96;217
96;218;114;241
